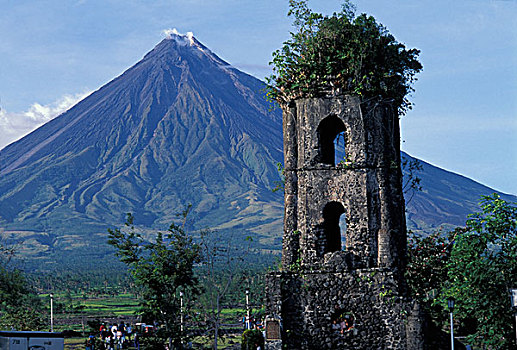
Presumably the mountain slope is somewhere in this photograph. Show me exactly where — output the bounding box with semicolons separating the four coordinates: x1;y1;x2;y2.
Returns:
0;34;514;271
0;34;284;269
402;152;516;233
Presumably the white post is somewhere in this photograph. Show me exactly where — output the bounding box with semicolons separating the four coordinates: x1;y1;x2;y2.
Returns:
50;293;54;333
180;291;184;345
246;289;250;330
510;289;517;347
514;313;517;348
450;311;454;350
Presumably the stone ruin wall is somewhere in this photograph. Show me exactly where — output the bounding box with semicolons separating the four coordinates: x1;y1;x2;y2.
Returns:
265;270;423;349
265;95;424;349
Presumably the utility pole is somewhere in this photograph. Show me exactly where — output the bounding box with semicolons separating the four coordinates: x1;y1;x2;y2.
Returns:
246;289;250;330
448;298;455;350
180;291;184;345
50;293;54;332
510;289;517;347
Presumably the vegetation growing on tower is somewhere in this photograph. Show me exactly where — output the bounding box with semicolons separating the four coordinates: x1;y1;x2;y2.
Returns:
266;0;422;115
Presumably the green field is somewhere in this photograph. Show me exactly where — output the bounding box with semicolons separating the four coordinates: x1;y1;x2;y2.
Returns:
43;292;250;349
41;292;139;333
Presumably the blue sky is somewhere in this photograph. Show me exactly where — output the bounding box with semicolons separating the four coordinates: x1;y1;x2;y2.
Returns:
0;0;515;195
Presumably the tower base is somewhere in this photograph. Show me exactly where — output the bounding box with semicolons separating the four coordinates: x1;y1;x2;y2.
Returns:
264;268;424;350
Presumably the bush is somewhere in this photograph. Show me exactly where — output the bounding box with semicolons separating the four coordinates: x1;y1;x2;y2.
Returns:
266;0;422;115
241;329;264;350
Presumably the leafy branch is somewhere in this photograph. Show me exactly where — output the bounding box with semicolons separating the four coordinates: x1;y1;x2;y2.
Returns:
266;0;422;115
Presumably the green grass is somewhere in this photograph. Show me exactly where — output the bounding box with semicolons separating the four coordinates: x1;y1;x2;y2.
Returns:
44;291;251;349
191;334;242;349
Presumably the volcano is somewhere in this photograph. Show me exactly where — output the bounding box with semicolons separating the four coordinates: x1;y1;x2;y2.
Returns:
0;33;284;269
0;33;514;271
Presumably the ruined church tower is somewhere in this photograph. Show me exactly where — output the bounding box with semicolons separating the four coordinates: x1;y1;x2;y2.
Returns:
265;94;423;349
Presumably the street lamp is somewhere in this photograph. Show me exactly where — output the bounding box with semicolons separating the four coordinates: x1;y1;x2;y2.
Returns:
49;293;54;333
510;288;517;347
448;298;455;350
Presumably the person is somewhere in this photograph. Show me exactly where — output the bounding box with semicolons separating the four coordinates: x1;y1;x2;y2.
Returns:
108;335;115;350
100;324;107;347
85;335;94;350
340;317;347;334
332;319;340;331
340;316;354;334
90;335;96;350
116;328;123;349
118;321;126;346
134;332;140;350
126;324;132;342
111;323;118;338
104;334;110;350
255;319;263;330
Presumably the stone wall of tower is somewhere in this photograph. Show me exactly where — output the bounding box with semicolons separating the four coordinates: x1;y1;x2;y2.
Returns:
265;270;424;349
281;95;407;274
266;94;423;349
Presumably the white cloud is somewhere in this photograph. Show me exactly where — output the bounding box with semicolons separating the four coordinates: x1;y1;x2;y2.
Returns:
162;28;194;45
162;28;180;38
0;91;91;150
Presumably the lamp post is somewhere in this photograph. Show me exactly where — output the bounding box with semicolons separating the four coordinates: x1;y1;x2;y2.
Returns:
50;293;54;333
448;298;455;350
179;291;184;345
510;288;517;347
245;289;250;330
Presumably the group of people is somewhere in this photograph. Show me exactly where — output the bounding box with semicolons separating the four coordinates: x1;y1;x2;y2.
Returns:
241;316;264;331
331;315;355;335
85;321;140;350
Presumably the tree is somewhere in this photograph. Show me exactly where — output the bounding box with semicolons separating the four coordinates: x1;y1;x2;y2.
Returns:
444;194;517;348
108;208;201;349
195;231;255;349
406;228;459;325
266;0;422;115
401;155;423;205
0;241;45;331
406;194;517;349
241;329;264;350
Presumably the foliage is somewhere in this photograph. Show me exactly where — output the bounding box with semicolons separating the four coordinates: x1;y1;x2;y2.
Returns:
272;162;286;193
0;244;45;331
107;208;202;349
401;156;423;204
241;329;264;350
406;229;458;324
406;194;517;349
30;268;132;296
195;230;257;349
266;0;422;115
443;194;517;348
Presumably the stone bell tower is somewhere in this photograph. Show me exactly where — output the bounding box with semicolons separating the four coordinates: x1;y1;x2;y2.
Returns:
265;94;423;349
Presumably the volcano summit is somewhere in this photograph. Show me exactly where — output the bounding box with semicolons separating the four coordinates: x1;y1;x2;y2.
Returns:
0;33;284;269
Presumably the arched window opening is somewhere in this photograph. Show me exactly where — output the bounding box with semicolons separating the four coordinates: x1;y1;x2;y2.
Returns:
317;115;346;166
339;214;347;250
334;131;347;165
323;201;346;254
